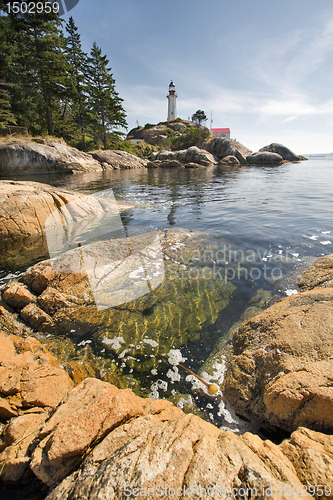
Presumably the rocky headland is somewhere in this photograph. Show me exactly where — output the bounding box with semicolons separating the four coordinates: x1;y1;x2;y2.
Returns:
0;127;305;177
0;139;148;177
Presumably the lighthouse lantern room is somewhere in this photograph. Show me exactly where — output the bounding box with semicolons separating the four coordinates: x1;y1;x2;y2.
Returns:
167;81;177;121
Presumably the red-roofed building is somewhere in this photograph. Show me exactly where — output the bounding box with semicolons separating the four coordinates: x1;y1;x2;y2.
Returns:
211;128;230;139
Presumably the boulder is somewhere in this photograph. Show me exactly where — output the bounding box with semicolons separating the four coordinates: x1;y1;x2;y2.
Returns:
28;379;312;496
0;142;102;176
280;427;333;490
259;143;305;162
2;282;37;310
0;180;133;241
153;146;218;167
218;155;240;166
0;361;331;494
90;150;148;169
223;274;333;433
246;151;284;164
297;254;333;291
202;137;252;164
0;330;73;420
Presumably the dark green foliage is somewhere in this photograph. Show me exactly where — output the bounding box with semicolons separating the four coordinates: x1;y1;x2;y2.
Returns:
171;125;210;150
86;43;127;149
0;6;127;148
0;80;16;128
63;17;90;147
191;110;207;126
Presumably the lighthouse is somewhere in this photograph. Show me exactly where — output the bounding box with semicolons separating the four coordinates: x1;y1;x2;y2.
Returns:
167;81;177;121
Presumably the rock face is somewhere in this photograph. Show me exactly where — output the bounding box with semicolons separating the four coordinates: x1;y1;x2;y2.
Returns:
222;256;333;434
0;336;332;496
148;146;218;167
259;143;306;162
218;155;241;166
91;150;148;169
246;151;284;165
297;254;333;291
0;180;133;241
202;137;252;164
0;330;73;481
0;375;326;499
0;142;102;175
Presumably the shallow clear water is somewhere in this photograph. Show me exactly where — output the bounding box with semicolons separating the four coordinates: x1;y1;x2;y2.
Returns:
1;157;333;431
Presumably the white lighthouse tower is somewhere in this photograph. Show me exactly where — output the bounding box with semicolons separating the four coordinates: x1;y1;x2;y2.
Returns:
167;81;177;121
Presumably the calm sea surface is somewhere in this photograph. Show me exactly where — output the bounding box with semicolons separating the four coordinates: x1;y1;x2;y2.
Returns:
1;156;332;430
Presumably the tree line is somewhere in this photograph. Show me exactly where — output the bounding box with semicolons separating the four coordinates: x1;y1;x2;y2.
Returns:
0;2;127;150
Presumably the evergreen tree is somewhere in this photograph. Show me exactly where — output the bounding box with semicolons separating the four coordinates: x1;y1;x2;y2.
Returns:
0;80;16;129
192;110;207;126
86;43;127;149
2;2;69;134
64;16;89;148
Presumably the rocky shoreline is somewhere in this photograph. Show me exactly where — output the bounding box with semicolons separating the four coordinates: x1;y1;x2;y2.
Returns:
0;257;333;498
1;181;332;498
0;134;306;177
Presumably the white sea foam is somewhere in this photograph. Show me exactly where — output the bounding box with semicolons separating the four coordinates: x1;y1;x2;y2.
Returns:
102;336;125;350
143;339;159;348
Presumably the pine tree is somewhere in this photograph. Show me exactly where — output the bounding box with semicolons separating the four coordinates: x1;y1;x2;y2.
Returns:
2;2;69;134
0;80;16;129
64;16;89;148
86;43;127;149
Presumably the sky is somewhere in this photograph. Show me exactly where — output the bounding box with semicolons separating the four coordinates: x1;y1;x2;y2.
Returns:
63;0;333;154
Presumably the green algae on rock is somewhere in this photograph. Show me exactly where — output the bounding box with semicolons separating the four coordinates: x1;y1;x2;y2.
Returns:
2;229;236;396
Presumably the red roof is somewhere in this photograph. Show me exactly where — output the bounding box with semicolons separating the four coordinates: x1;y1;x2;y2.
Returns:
211;128;230;133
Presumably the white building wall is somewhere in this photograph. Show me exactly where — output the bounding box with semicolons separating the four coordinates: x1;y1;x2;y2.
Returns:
167;95;177;121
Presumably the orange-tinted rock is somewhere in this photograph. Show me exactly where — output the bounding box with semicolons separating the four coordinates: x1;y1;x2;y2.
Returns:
2;282;37;310
223;286;333;433
0;411;48;481
280;427;333;494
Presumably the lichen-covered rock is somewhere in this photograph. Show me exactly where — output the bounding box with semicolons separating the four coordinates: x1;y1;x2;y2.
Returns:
152;146;218;166
90;150;148;169
0;411;48;481
0;180;133;241
0;142;102;176
280;427;333;492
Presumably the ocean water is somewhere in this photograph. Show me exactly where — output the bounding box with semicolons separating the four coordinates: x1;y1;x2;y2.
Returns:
1;156;333;432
